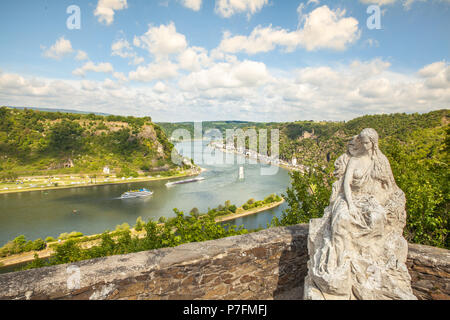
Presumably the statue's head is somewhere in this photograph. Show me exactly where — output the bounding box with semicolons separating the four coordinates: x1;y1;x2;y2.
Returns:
359;128;379;155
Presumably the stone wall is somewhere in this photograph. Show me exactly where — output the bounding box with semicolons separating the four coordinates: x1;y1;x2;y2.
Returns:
407;243;450;300
0;224;448;300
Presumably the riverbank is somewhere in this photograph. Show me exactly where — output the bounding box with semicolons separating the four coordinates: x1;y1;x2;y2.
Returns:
209;143;306;173
0;167;205;195
0;198;284;270
216;198;285;223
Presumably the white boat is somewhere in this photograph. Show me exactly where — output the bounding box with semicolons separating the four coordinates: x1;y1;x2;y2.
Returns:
239;166;244;180
120;188;153;199
165;177;205;187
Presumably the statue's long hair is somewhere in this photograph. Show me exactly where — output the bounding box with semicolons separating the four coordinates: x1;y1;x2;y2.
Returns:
360;128;397;190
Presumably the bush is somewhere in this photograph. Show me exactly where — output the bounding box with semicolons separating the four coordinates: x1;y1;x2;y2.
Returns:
134;217;145;232
58;233;69;241
22;254;47;271
115;223;130;232
45;237;56;243
68;231;84;239
13;235;27;247
158;217;166;224
189;208;200;218
264;194;280;204
0;235;47;257
32;239;47;251
0;171;18;183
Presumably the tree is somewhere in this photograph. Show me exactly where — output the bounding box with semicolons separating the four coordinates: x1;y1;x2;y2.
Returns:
134;217;145;232
271;165;334;227
189;207;200;217
48;120;84;153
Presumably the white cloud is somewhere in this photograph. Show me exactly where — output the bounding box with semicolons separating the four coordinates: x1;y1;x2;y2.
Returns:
418;61;450;89
418;61;446;77
112;39;132;58
111;38;144;65
113;72;128;82
94;0;128;25
360;0;449;10
364;38;380;47
128;61;179;82
1;59;449;122
359;0;397;5
218;5;360;54
215;0;269;18
73;61;114;77
178;47;211;71
179;59;269;91
153;81;167;93
218;27;300;54
75;50;89;61
81;80;99;91
134;22;187;60
179;0;202;11
297;6;361;51
102;78;120;90
42;37;74;60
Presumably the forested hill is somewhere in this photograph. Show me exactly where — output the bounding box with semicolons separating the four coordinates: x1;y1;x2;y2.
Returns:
157;121;270;140
158;109;449;166
276;109;449;164
0;107;176;177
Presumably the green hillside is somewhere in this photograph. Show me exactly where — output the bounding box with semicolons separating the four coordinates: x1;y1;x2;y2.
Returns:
276;110;449;164
0;107;177;178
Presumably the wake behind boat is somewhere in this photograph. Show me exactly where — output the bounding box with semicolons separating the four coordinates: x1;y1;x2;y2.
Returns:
165;177;205;187
120;188;153;199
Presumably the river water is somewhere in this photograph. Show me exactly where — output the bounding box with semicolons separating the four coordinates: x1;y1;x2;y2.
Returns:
0;141;291;246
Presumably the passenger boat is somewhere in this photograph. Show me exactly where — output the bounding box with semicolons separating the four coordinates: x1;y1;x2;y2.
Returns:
165;177;205;187
120;188;153;199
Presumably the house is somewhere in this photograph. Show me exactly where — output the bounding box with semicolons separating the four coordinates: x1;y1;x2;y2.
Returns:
103;166;110;174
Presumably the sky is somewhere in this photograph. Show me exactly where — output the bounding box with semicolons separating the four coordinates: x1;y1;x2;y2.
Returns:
0;0;448;122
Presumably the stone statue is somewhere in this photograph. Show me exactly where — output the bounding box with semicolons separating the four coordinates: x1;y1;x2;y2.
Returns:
304;128;417;300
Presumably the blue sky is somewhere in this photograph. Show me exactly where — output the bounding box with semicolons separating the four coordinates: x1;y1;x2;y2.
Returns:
0;0;448;122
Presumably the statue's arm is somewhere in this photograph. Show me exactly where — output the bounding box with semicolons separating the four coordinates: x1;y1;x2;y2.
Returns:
344;158;356;211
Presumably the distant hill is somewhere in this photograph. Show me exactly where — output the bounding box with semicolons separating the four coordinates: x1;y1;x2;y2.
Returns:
5;106;111;116
157;121;275;140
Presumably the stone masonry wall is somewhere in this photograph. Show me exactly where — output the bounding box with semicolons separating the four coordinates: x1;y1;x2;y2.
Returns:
0;224;448;300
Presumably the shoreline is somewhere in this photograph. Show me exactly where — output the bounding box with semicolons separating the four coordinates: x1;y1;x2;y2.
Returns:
0;168;205;195
216;198;285;223
0;198;284;269
209;144;305;173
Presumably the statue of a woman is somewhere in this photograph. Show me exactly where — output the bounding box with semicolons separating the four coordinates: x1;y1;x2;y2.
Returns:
304;128;417;300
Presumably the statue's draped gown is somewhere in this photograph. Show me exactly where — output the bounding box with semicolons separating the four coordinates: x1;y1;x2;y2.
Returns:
304;152;417;300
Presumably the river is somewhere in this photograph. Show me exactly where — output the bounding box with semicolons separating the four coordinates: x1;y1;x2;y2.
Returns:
0;140;291;246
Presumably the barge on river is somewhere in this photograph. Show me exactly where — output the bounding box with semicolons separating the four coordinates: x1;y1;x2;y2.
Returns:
165;177;205;187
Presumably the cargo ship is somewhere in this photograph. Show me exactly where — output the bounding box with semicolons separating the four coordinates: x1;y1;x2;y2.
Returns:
165;177;205;187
